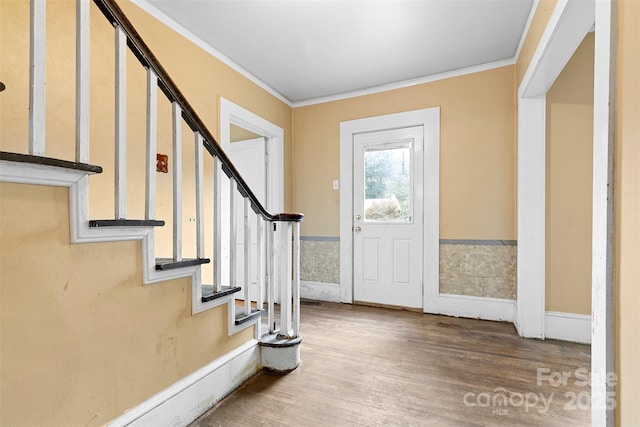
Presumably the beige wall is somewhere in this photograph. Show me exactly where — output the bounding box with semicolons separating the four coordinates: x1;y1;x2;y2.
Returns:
615;1;640;424
545;33;594;315
0;183;255;426
293;66;517;239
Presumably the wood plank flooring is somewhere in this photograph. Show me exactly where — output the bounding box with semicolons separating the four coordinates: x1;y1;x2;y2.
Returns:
191;302;590;426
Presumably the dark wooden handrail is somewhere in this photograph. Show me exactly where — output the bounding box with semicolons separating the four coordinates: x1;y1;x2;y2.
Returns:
93;0;302;223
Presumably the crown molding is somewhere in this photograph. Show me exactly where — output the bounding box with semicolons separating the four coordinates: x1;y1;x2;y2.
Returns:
292;58;516;108
132;1;522;109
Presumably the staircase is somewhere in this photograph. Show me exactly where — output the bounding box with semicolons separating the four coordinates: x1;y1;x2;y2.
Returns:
0;0;303;414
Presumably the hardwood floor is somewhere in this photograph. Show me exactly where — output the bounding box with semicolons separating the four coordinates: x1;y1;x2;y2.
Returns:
191;302;590;426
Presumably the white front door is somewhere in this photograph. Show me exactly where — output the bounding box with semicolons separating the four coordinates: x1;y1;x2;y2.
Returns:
353;126;424;308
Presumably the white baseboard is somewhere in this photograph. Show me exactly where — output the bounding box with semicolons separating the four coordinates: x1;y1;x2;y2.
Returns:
427;294;516;322
545;311;591;344
108;340;260;427
300;280;340;302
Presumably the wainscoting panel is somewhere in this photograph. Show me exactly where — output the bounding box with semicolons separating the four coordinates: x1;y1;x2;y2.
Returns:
440;240;517;300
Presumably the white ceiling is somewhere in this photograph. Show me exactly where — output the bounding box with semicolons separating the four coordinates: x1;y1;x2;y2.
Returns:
143;0;534;105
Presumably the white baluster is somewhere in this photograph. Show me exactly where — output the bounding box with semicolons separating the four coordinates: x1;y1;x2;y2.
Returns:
243;198;251;316
280;222;293;336
29;0;46;156
292;221;301;337
114;26;127;219
172;102;182;261
75;0;90;163
213;157;222;292
145;69;157;221
195;132;204;259
257;216;264;313
229;178;237;288
267;222;275;334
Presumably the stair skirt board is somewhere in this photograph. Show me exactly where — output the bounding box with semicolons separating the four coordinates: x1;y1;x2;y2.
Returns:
108;340;260;427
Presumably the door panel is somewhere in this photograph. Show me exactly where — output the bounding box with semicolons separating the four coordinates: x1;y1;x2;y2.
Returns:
353;126;424;308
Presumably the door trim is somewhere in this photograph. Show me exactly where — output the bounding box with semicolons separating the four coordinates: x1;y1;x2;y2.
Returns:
219;97;284;214
516;1;614;424
339;108;440;312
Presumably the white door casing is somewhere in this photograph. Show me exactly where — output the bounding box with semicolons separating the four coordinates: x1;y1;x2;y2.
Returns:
516;0;614;424
353;127;424;308
340;108;440;312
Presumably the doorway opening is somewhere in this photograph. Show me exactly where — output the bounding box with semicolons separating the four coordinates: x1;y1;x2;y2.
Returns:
216;97;285;303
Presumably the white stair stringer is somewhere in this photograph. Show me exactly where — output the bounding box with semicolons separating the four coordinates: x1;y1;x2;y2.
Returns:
1;161;235;317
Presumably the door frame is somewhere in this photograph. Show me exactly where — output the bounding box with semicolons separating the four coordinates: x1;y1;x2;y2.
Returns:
219;97;285;304
339;108;440;312
219;97;284;214
516;1;615;424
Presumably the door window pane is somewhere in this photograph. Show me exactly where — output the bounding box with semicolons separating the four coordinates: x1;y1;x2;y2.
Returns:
364;142;412;222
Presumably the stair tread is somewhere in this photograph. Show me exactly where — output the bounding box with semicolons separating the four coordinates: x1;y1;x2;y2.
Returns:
235;308;263;325
0;151;102;174
201;285;242;302
155;258;210;271
89;219;165;227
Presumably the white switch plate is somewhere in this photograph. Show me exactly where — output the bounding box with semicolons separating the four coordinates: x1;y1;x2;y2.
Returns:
332;180;339;190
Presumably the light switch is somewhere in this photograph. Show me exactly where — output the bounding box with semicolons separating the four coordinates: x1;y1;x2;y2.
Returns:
333;180;339;190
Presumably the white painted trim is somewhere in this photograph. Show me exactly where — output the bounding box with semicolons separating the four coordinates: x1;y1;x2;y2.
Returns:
108;339;260;427
339;108;440;311
130;0;292;107
516;0;595;339
591;0;616;425
421;109;441;315
145;68;158;221
516;96;546;339
115;26;127;220
294;59;514;108
300;281;340;303
29;0;46;156
75;0;90;164
519;0;595;98
0;161;91;187
219;97;284;215
195;132;205;259
517;2;615;423
229;178;238;289
292;222;301;336
213;157;223;292
433;295;516;323
172;102;183;261
545;312;591;344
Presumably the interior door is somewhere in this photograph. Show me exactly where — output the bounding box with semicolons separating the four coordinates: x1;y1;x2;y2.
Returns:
353;126;424;308
221;137;266;301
